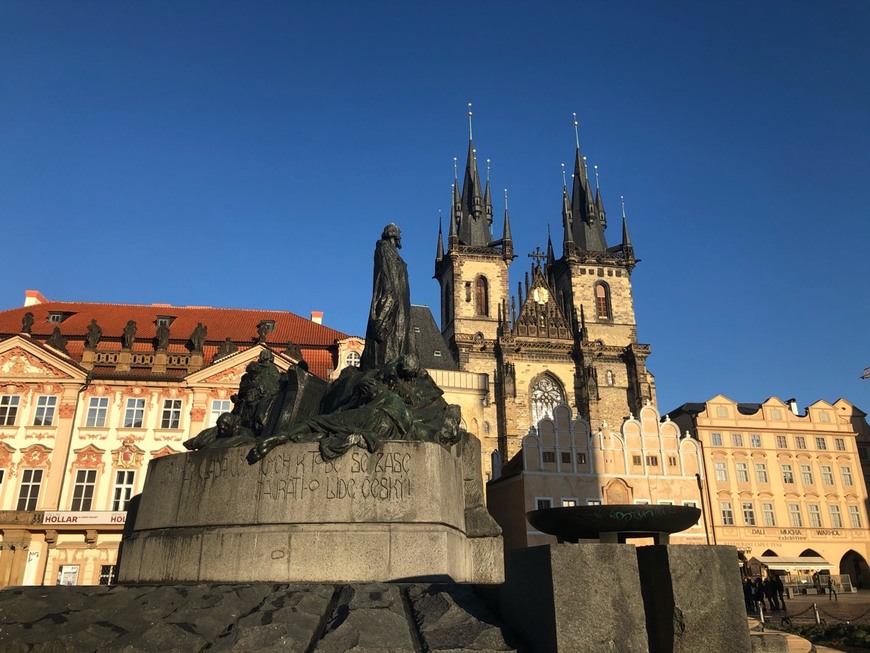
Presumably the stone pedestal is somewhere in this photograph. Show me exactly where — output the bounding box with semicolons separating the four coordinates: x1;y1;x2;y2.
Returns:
501;544;649;653
118;441;503;584
636;544;751;653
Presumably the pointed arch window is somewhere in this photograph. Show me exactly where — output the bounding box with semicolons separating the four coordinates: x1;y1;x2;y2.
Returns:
475;276;489;317
530;375;565;426
595;283;611;320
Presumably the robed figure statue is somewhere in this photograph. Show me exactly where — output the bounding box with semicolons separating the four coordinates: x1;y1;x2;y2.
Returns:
359;223;412;371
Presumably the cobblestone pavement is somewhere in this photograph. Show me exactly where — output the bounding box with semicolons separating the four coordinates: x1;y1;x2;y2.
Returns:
752;589;870;627
0;583;523;653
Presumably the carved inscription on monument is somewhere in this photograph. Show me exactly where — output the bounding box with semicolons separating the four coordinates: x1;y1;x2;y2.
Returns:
255;448;412;502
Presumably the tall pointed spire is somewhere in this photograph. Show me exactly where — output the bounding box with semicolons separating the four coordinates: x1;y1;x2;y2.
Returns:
620;195;634;259
502;187;513;261
547;223;555;265
569;113;607;252
561;163;575;258
457;103;491;246
435;212;444;262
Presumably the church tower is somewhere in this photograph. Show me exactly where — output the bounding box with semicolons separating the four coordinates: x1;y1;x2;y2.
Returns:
434;107;513;364
435;112;655;467
545;117;655;435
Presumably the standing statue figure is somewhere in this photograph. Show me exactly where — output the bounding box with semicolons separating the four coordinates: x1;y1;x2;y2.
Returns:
85;319;103;349
359;223;412;371
46;327;68;354
155;322;170;350
216;337;237;359
122;320;137;349
231;349;281;436
190;322;207;352
21;312;34;334
256;320;270;344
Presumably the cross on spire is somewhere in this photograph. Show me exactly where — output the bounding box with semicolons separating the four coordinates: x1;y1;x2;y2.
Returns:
528;247;547;266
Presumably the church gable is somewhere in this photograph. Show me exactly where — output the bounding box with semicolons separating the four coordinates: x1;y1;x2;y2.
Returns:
513;266;572;341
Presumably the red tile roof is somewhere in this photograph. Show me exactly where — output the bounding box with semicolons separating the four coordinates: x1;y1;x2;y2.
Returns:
0;299;351;380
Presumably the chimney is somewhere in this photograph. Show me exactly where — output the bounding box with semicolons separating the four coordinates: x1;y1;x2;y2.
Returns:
310;311;323;325
786;398;799;415
24;290;49;307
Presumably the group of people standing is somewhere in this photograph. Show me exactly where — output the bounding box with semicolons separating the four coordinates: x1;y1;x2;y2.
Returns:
743;576;786;612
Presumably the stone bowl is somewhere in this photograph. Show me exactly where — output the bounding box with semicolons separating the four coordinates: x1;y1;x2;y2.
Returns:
526;504;701;542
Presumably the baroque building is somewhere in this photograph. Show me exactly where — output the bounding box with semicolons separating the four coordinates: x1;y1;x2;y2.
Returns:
0;291;352;587
669;395;870;589
434;117;656;471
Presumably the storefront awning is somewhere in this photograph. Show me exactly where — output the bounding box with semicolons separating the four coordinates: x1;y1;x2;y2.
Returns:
751;556;834;571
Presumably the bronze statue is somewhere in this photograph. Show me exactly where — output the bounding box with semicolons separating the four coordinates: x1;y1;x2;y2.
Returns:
184;413;255;451
122;320;137;349
232;349;281;436
85;319;102;349
155;323;170;350
21;312;34;334
249;376;413;462
190;322;207;352
359;223;412;371
256;320;270;343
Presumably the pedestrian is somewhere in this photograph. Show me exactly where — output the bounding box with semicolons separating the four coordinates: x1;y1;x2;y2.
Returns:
773;575;786;611
743;578;754;612
763;576;780;611
754;577;764;611
828;577;838;601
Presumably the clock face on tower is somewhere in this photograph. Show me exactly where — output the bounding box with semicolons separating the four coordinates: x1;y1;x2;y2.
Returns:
532;287;549;304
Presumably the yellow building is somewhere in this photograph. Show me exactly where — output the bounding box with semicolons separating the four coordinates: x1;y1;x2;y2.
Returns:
487;403;707;557
669;395;870;588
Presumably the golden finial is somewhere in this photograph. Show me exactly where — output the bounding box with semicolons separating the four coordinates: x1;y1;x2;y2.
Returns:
561;163;567;187
487;158;491;182
594;164;600;191
504;188;508;211
573;112;580;149
453;156;458;180
621;195;626;219
468;102;473;140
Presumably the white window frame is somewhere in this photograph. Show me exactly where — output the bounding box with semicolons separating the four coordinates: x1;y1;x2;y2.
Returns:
755;462;768;483
208;399;232;428
736;462;749;483
160;399;182;429
535;497;553;510
85;396;109;428
720;501;734;525
801;464;814;485
561;498;578;507
710;432;722;446
750;434;762;448
815;437;827;450
788;503;803;528
830;505;843;528
714;461;727;482
124;398;145;428
808;504;823;528
841;466;854;486
33;396;57;426
762;503;776;527
742;502;756;526
848;505;862;528
0;395;21;426
17;468;43;511
821;465;834;485
781;463;794;484
112;470;136;511
70;469;97;511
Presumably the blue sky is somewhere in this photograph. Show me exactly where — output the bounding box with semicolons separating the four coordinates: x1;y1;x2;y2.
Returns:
2;1;869;414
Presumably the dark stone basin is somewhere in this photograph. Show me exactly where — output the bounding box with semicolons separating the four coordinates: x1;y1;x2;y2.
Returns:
526;504;702;543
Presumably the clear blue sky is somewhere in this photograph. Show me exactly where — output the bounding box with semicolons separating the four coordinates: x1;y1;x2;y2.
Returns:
2;1;868;415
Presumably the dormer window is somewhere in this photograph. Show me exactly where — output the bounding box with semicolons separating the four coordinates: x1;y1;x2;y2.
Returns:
156;316;175;327
47;312;71;323
259;320;276;334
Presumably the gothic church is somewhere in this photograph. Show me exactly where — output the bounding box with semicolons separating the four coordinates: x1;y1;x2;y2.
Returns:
433;118;656;467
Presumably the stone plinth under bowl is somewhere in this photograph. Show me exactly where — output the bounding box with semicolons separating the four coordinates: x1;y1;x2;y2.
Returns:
526;504;702;544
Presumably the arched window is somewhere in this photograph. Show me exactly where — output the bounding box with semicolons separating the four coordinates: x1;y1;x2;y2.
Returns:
475;276;489;316
346;351;360;367
530;375;565;425
595;283;611;319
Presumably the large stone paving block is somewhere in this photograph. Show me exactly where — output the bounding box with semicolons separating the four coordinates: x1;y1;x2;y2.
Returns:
502;543;649;653
636;544;751;653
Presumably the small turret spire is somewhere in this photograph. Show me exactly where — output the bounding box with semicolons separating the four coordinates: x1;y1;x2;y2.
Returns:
621;195;634;257
436;211;444;262
547;223;555;264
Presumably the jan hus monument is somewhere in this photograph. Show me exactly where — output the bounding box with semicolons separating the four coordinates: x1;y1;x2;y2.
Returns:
117;224;503;584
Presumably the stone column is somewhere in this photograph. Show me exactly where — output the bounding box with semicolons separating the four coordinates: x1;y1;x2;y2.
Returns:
636;544;751;653
501;543;649;652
